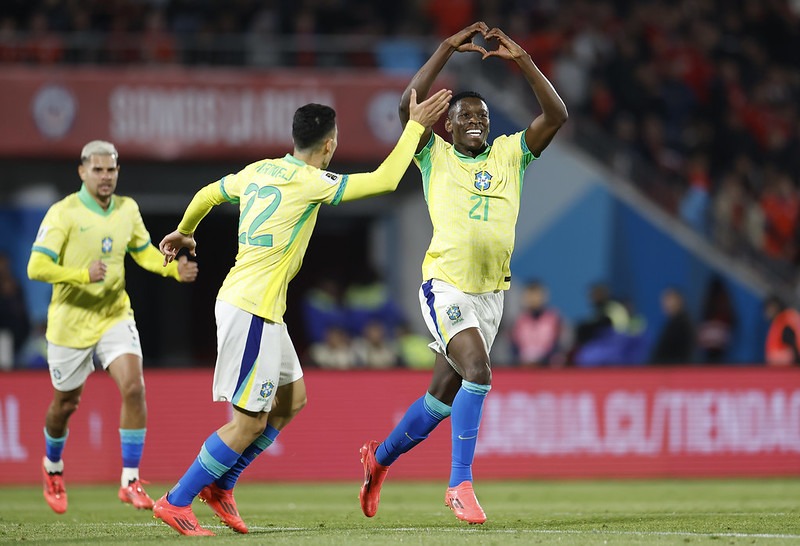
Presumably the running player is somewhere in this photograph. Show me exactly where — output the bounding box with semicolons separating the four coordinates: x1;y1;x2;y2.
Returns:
152;88;452;536
28;140;199;514
359;22;568;524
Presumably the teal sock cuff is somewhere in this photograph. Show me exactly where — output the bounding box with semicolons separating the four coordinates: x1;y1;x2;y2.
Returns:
424;392;452;419
119;428;146;444
44;428;68;445
461;379;491;396
253;424;280;451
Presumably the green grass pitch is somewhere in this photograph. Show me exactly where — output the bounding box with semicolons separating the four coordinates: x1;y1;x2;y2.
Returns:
1;479;798;545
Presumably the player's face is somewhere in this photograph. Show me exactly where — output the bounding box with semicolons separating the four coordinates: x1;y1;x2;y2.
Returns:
446;97;490;156
320;126;339;170
79;154;119;205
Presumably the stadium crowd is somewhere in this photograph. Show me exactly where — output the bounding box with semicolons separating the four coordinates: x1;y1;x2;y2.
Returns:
2;0;799;281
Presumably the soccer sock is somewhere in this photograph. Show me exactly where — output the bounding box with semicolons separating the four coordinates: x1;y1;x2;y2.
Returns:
167;432;241;507
44;428;67;469
215;424;280;490
376;393;451;466
120;428;146;485
449;380;491;487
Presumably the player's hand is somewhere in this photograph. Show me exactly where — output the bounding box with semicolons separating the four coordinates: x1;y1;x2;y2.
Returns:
445;22;489;55
159;229;196;266
177;255;199;283
88;260;106;282
482;27;526;61
408;88;452;129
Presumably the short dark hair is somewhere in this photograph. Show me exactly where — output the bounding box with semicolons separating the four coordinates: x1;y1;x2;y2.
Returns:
292;104;336;150
449;91;487;112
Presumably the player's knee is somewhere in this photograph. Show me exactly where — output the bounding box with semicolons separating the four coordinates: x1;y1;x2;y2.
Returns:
119;380;146;404
57;396;81;416
462;362;492;385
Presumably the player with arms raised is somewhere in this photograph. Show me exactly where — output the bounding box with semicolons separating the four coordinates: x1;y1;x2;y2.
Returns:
152;88;451;536
359;22;568;524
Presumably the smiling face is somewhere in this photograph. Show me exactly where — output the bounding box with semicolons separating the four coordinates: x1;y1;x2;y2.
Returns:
79;153;119;208
445;96;490;157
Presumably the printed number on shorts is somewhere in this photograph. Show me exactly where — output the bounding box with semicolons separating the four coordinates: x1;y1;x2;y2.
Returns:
469;195;490;221
239;184;282;247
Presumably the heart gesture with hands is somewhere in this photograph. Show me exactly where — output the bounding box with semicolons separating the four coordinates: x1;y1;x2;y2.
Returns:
445;21;490;55
481;27;527;61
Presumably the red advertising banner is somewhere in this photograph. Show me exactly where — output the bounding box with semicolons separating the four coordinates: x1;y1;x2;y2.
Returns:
0;67;436;161
1;368;799;485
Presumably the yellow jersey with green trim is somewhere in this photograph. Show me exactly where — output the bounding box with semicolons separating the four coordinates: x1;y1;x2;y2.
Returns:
30;185;171;347
210;154;350;323
413;131;536;293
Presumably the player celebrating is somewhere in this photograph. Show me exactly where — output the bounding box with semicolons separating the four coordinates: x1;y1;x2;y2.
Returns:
359;22;568;524
28;140;199;514
152;88;451;536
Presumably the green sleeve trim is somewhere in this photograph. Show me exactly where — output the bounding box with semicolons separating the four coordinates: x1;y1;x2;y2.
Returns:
31;246;58;261
220;177;238;204
127;239;152;253
331;174;349;206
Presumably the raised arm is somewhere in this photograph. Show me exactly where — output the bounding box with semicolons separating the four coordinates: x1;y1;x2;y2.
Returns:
341;88;451;202
483;27;569;157
398;22;489;152
159;182;227;265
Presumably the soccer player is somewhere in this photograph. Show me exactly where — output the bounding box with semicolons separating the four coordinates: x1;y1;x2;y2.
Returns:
152;88;452;536
359;22;569;524
27;140;199;514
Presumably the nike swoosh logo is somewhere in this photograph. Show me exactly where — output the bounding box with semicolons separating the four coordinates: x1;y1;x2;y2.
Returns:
457;434;477;440
79;226;92;232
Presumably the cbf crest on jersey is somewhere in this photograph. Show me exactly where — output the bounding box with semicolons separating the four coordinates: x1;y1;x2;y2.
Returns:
101;237;113;254
474;170;492;191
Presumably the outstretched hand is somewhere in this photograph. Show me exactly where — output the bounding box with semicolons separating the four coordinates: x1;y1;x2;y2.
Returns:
481;27;527;61
446;21;490;55
159;229;197;267
408;88;452;129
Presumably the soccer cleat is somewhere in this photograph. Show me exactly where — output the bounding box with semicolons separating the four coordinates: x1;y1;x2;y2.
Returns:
42;457;67;514
445;481;487;524
359;440;389;517
199;483;248;534
153;494;215;536
118;478;155;510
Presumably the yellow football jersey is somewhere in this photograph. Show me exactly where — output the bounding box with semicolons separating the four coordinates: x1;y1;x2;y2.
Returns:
29;185;179;347
414;131;536;293
186;155;349;323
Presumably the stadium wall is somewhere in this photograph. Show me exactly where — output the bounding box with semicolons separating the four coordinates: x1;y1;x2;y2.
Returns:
1;368;798;484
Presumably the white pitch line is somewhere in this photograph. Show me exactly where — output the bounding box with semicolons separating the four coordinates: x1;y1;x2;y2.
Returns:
87;522;800;539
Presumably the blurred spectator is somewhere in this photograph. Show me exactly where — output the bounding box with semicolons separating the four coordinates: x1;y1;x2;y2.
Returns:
509;280;566;367
0;252;31;368
763;294;800;366
649;287;695;365
572;282;647;367
307;325;356;370
302;277;348;345
343;267;404;338
352;319;399;369
395;322;435;370
574;282;630;348
696;275;737;363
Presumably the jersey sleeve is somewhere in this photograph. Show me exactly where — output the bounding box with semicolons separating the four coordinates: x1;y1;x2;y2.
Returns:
338;120;426;203
126;199;152;254
30;204;68;263
177;179;231;234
